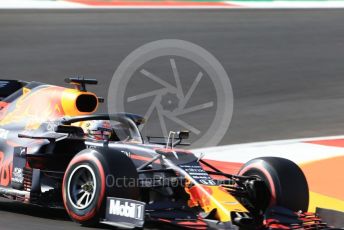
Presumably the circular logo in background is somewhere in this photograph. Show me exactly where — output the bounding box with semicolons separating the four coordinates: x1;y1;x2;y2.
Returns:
108;39;233;148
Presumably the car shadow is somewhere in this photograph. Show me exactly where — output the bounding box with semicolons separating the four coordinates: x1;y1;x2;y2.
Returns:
0;199;179;230
0;199;68;220
0;198;113;229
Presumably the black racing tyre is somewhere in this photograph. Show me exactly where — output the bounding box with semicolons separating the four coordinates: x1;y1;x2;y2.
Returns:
62;149;140;226
238;157;309;212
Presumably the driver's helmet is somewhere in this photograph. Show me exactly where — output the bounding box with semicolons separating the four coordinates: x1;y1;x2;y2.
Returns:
79;120;112;140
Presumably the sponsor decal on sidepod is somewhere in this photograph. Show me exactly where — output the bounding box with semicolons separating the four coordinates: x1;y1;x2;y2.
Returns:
104;197;145;228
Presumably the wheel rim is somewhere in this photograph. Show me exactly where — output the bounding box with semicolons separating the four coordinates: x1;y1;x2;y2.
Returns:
67;165;97;210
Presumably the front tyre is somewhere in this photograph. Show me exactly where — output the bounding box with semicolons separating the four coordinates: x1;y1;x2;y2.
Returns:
238;157;309;212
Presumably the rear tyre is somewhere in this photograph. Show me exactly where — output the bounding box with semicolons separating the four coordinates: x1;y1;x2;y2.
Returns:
64;160;103;226
238;157;309;212
62;149;140;226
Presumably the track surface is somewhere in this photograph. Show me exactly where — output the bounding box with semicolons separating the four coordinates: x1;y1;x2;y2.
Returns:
0;9;344;229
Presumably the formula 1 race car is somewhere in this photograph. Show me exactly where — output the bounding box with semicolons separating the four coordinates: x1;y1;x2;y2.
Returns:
0;78;329;229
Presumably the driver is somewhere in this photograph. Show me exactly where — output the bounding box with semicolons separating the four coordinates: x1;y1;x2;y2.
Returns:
78;120;114;140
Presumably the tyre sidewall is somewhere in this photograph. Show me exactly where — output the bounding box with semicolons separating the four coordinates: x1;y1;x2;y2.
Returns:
63;154;106;224
239;157;309;212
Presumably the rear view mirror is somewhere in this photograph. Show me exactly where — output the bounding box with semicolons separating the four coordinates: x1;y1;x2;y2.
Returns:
147;130;190;147
178;130;189;140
